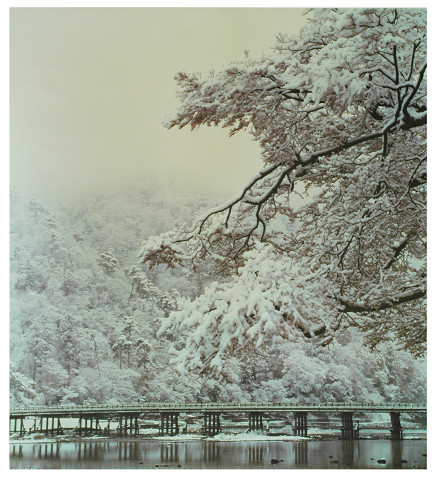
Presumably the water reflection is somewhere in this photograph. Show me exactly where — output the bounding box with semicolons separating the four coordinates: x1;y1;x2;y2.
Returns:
10;445;23;458
294;441;308;466
202;441;220;463
341;440;357;466
35;443;60;459
391;441;403;469
248;443;263;463
10;439;427;469
160;442;179;463
78;442;107;461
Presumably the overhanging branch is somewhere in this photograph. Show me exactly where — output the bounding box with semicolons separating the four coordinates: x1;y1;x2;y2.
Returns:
339;288;426;313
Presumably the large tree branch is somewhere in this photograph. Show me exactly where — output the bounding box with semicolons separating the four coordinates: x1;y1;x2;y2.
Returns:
383;236;409;270
401;63;427;128
338;287;426;313
198;161;289;233
191;111;424;255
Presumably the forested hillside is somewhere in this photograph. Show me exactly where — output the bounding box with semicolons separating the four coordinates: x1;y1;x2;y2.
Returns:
10;184;426;407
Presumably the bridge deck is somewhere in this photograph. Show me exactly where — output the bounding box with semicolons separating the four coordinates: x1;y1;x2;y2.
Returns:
10;402;427;418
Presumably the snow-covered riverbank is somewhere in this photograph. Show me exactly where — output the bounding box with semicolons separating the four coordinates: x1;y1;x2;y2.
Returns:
10;427;427;445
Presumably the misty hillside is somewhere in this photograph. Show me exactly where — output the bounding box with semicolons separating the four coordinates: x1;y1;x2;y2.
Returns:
10;185;426;407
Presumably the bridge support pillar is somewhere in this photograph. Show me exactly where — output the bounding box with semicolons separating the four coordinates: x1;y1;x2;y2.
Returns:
390;412;403;440
33;417;42;434
341;412;358;439
248;412;263;431
118;414;139;436
293;412;308;436
44;416;50;435
204;413;221;436
78;416;88;436
78;415;102;436
55;417;63;435
119;415;125;436
10;417;17;434
160;412;179;435
10;416;25;436
48;417;64;435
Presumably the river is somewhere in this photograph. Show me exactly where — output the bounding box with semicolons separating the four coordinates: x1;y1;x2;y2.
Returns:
10;438;427;469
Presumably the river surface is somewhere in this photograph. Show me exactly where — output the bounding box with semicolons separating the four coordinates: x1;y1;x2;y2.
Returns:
10;438;427;469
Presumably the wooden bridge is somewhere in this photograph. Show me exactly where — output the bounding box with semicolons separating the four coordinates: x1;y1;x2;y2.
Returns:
10;402;426;440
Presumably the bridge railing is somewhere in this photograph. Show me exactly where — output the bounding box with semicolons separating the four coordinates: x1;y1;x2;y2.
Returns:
10;401;427;416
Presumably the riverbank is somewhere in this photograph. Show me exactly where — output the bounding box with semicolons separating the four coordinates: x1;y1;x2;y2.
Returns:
10;427;427;445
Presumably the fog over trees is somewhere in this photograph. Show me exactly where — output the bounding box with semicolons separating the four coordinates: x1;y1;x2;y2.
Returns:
10;8;426;408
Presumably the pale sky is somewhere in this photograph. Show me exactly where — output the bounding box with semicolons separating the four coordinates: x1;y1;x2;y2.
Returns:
10;8;307;206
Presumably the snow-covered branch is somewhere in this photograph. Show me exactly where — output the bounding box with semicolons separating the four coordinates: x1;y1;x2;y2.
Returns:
140;8;426;369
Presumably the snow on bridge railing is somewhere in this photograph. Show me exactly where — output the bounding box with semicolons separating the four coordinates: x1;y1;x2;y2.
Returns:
10;401;427;415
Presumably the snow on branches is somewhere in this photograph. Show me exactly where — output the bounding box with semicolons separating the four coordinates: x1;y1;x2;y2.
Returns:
140;8;427;370
157;243;340;376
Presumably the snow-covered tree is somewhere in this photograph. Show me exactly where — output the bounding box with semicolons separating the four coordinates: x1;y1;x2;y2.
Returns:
126;266;162;305
10;364;37;407
97;248;118;275
141;8;427;372
112;315;154;369
28;199;47;224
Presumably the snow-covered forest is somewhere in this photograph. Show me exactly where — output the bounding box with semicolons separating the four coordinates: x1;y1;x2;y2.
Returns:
10;8;426;409
10;182;426;407
10;185;215;406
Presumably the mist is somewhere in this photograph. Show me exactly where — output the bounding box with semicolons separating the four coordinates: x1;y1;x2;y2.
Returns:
10;8;306;208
